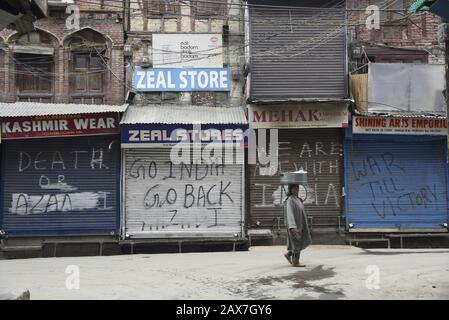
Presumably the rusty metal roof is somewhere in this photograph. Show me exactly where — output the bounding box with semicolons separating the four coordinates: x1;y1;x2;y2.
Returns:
0;102;128;117
121;105;248;125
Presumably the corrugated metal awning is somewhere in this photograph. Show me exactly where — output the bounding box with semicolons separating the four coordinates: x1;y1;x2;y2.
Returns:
0;102;128;117
121;105;248;125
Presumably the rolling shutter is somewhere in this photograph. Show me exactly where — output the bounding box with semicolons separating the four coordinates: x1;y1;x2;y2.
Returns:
345;138;448;231
123;147;244;238
1;135;120;236
248;0;347;100
248;128;343;230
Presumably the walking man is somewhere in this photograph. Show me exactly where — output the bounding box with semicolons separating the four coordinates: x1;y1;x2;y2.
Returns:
283;183;312;267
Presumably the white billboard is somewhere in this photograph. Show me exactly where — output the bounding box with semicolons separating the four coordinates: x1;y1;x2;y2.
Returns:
152;34;223;68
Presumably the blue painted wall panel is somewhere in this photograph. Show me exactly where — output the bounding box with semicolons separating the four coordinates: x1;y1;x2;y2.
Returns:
0;135;120;236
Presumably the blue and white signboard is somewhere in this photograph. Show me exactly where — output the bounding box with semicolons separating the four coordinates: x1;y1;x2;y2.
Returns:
134;67;231;92
121;124;248;148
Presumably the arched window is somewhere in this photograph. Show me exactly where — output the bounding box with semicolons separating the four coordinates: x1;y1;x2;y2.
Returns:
67;29;108;104
12;30;57;103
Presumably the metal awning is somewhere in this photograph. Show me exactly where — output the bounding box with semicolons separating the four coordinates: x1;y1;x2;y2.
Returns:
121;105;248;125
0;102;128;117
0;0;48;33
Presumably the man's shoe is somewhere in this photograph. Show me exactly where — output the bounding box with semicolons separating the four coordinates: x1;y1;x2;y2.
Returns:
283;253;292;265
292;263;306;267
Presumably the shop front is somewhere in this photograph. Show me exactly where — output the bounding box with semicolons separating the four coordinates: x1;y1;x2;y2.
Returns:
247;103;349;238
345;115;449;232
120;105;248;239
0;103;125;237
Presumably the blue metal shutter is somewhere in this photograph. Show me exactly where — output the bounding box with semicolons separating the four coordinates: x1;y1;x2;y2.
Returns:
345;137;448;231
0;135;120;236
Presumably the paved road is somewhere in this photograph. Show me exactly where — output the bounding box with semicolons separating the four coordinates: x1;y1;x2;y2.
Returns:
1;245;448;299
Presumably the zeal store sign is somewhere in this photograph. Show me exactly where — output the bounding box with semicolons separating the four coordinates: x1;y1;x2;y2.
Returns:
134;67;230;92
1;113;120;139
353;116;448;136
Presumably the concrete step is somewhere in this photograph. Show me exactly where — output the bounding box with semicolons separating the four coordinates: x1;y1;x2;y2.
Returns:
1;245;42;252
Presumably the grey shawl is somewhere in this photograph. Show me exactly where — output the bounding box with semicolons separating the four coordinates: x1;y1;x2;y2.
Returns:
284;195;312;252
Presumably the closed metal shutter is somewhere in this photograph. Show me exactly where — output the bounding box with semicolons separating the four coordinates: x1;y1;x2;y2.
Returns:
248;128;343;230
248;1;347;100
1;135;120;236
345;138;448;231
123;147;244;238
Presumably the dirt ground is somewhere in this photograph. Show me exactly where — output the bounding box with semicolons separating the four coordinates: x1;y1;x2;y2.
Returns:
1;245;448;299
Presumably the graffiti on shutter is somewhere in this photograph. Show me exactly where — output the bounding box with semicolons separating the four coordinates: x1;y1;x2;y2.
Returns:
249;129;343;228
124;148;243;236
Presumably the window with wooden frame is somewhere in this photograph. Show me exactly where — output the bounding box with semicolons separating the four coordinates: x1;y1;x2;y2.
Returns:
70;52;106;104
68;30;107;104
192;0;227;18
147;0;181;17
15;53;54;103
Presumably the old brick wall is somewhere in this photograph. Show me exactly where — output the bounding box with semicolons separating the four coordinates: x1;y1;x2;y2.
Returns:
126;0;246;107
0;0;125;104
347;0;444;64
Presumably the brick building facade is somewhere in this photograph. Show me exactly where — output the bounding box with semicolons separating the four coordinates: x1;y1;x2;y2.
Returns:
124;0;246;107
347;0;444;65
0;0;125;105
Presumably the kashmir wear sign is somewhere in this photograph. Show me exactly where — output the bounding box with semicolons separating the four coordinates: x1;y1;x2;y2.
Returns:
353;116;448;136
1;113;121;139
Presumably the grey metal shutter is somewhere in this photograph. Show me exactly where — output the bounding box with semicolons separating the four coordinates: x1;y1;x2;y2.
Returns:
248;1;347;100
248;128;343;230
345;138;448;231
123;147;244;238
1;136;120;236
